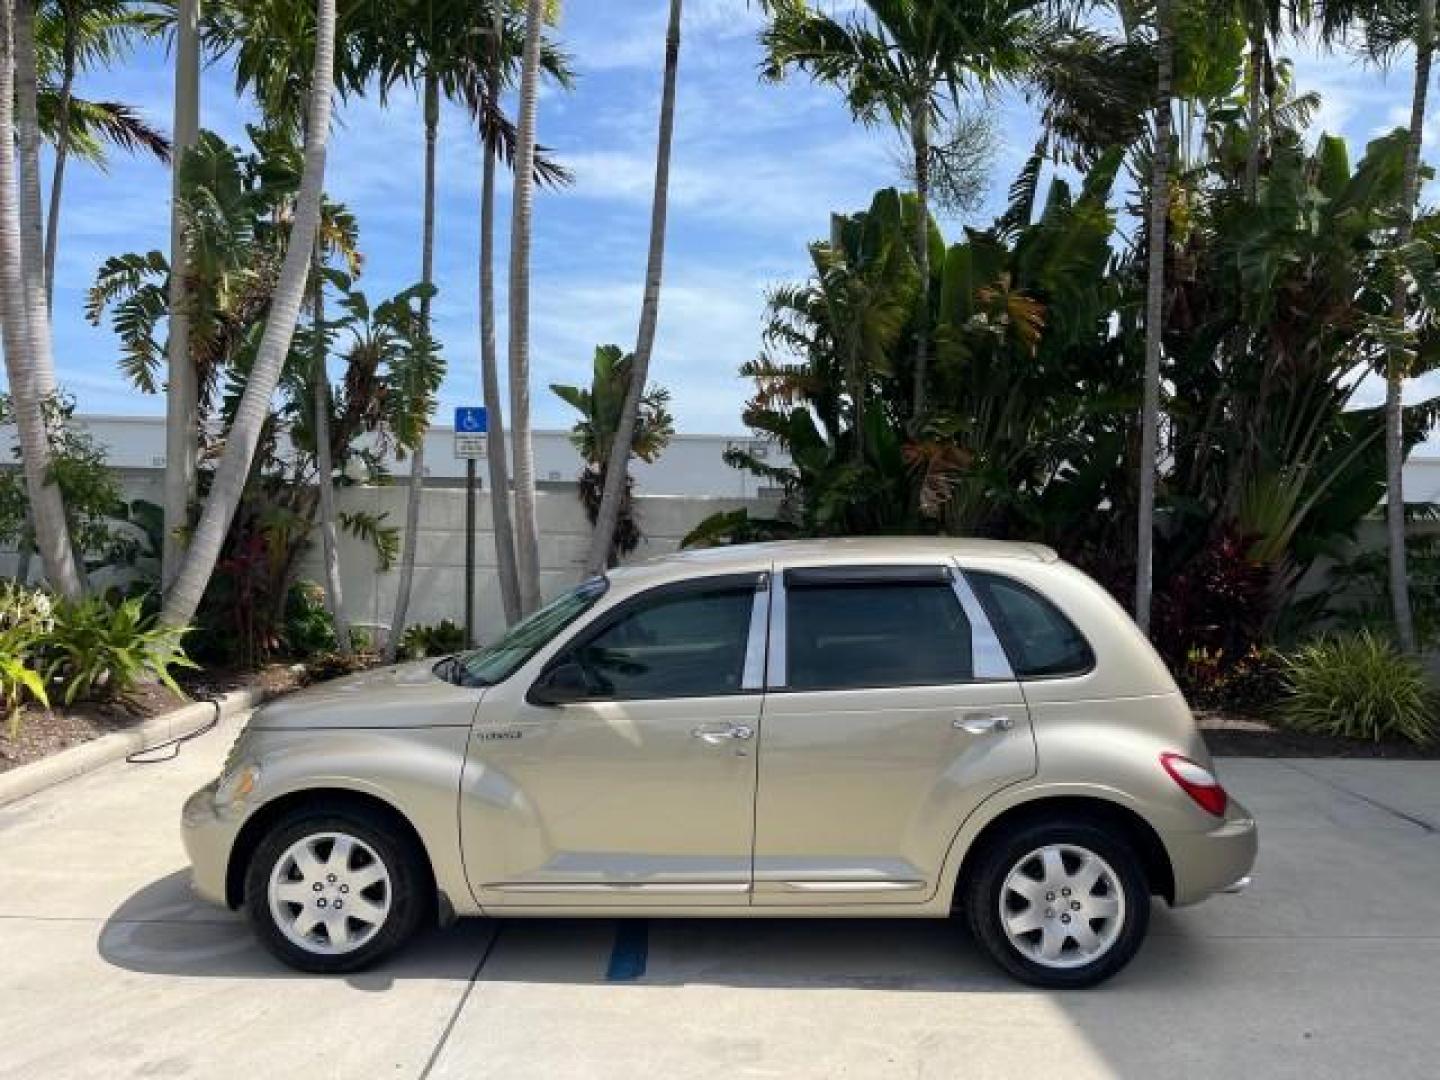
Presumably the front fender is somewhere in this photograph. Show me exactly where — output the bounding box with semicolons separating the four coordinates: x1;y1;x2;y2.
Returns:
231;725;478;915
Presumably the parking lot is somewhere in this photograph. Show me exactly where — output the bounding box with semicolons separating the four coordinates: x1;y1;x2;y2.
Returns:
1;709;1437;1079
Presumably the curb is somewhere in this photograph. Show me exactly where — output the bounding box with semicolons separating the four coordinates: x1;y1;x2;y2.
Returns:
0;684;269;810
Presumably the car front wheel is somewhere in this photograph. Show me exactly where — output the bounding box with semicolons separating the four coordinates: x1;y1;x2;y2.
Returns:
963;819;1150;989
244;807;426;974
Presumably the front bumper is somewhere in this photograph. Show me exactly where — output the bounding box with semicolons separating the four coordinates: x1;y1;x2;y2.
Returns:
181;781;242;908
1166;795;1258;906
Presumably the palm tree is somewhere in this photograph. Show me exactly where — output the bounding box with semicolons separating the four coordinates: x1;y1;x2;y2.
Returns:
0;0;82;597
585;0;682;576
383;64;439;662
1366;0;1434;656
760;0;1034;423
1385;0;1435;655
1135;0;1176;634
479;0;520;626
310;239;351;653
39;0;162;303
1236;0;1286;201
554;345;674;565
164;0;199;591
1315;0;1433;652
374;0;569;653
508;0;546;614
160;0;336;629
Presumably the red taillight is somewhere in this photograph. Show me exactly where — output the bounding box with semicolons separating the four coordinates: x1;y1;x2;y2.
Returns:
1160;752;1228;816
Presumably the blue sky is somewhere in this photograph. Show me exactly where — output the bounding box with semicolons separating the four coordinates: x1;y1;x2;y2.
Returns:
42;0;1440;443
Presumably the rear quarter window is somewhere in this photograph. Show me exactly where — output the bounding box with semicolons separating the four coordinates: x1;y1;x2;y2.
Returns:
969;571;1095;679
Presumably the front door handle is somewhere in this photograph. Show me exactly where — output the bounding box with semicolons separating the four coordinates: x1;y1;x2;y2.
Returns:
954;712;1014;735
692;723;754;744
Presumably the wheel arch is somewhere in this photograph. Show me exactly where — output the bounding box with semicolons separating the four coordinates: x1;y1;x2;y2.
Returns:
951;794;1175;908
226;788;442;918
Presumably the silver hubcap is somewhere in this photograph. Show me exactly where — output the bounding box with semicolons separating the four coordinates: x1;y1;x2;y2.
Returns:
268;832;391;956
999;844;1126;969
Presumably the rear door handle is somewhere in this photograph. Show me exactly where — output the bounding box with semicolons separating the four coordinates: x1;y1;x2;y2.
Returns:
954;713;1014;735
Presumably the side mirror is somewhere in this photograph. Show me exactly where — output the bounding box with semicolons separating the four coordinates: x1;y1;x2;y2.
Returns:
528;661;593;706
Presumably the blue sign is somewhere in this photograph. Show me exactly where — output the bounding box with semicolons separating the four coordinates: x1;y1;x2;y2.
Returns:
455;406;488;433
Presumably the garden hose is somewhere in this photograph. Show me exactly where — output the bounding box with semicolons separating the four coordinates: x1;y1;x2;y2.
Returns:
124;695;222;764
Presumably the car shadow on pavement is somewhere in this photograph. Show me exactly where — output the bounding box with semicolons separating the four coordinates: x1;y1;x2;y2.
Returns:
99;870;1209;994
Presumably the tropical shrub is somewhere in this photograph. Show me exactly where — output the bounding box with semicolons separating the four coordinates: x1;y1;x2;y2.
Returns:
552;345;674;564
45;595;198;706
0;583;52;735
1150;532;1274;701
1322;528;1440;648
1279;632;1436;746
399;619;467;660
0;393;135;569
1181;645;1285;714
692;120;1440;654
283;581;338;658
303;649;372;682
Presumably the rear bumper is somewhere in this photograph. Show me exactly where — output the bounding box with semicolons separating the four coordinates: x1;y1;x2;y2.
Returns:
1166;796;1258;906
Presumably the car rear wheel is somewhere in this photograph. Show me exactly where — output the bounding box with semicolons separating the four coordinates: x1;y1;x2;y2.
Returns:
963;819;1150;988
244;807;426;974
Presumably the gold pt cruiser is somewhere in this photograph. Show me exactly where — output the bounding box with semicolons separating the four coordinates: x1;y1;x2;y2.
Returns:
183;538;1256;988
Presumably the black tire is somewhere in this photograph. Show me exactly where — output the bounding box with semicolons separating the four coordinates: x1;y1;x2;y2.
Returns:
244;806;428;974
962;818;1150;989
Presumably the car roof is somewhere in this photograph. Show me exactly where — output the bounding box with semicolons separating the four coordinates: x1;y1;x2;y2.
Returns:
612;537;1058;584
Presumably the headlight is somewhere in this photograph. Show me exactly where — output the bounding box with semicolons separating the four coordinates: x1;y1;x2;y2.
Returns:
215;763;262;806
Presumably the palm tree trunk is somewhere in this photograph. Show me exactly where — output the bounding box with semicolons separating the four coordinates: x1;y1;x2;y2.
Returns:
586;0;682;577
508;0;546;611
14;0;47;360
1135;0;1175;635
1243;18;1264;202
42;0;75;307
161;0;336;630
481;1;521;627
909;95;931;424
0;0;81;598
312;237;351;653
385;70;439;661
163;0;200;592
1386;0;1433;655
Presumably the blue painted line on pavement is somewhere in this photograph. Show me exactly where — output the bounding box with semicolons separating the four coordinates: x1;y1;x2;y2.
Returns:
606;919;649;981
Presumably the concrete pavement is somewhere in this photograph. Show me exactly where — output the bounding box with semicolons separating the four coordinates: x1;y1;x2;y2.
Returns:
0;712;1436;1079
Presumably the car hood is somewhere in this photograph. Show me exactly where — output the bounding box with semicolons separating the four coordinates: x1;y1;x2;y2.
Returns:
249;658;483;730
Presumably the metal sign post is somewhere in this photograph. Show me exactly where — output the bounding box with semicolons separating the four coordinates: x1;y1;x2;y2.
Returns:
454;407;488;648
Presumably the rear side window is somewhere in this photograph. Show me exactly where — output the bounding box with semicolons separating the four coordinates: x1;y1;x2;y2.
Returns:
969;572;1094;679
786;578;973;691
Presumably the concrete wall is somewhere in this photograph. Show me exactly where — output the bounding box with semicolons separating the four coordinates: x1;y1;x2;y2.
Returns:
1;416;788;498
303;487;769;642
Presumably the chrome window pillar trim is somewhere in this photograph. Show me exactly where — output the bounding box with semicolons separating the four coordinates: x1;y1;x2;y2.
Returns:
741;573;770;691
950;564;1015;680
765;566;787;688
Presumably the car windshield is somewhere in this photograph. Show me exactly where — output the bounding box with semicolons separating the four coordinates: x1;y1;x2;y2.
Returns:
453;577;609;686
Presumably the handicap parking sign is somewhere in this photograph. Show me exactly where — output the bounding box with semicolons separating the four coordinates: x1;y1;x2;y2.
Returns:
454;407;488;459
455;406;488;433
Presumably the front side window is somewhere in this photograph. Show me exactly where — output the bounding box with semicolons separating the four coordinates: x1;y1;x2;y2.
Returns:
969;572;1094;679
557;583;758;700
785;576;974;691
457;577;609;686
